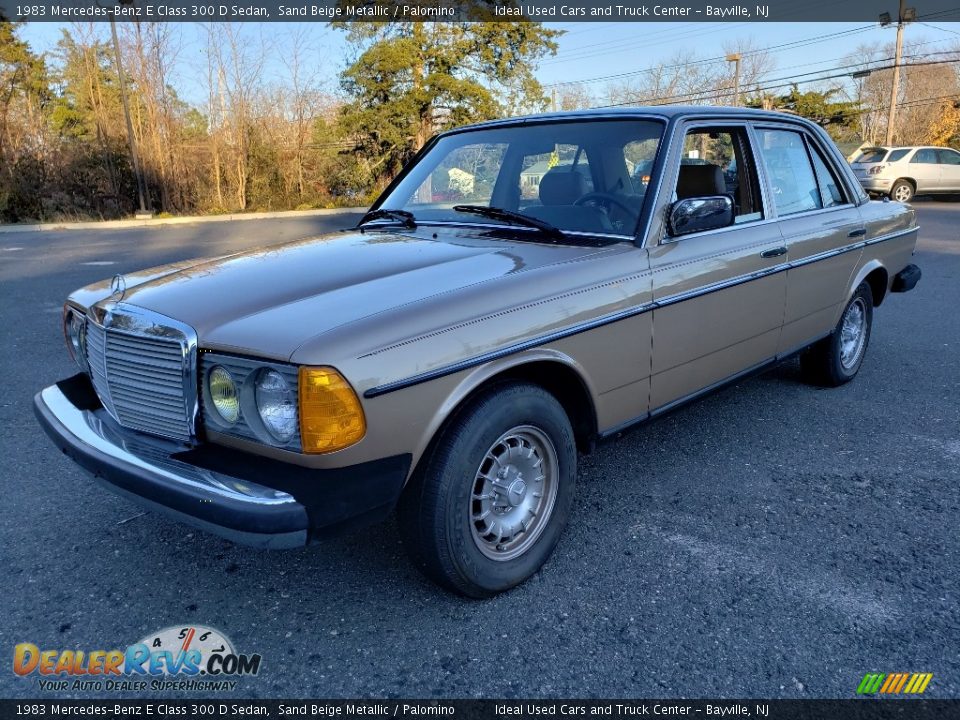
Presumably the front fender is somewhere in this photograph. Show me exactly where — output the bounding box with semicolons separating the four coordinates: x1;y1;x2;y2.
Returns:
407;348;598;479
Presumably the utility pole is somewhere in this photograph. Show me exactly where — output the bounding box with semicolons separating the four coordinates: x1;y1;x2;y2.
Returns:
882;0;916;146
726;53;742;107
109;0;150;216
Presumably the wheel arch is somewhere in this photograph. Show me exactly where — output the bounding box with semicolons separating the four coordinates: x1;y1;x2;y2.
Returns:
406;350;599;485
891;177;917;195
849;259;889;308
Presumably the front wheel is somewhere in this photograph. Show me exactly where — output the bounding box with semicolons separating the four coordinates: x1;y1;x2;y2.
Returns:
800;281;874;387
398;382;577;597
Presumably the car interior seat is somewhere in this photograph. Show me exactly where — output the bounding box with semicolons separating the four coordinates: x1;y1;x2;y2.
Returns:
524;169;615;233
676;163;727;199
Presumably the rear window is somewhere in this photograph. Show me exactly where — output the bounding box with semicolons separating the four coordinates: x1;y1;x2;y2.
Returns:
854;148;888;163
887;148;910;162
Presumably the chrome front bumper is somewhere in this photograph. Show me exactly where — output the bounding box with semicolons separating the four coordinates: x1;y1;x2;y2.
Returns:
33;382;309;549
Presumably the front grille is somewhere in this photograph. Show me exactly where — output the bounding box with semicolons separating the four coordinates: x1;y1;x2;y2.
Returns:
85;312;194;442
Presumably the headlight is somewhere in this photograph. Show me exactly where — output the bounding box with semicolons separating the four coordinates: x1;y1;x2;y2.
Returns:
208;365;240;424
299;367;366;453
255;369;297;442
63;306;88;371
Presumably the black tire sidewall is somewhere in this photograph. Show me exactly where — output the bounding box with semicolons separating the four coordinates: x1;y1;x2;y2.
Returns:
890;180;913;203
828;283;873;381
434;385;577;596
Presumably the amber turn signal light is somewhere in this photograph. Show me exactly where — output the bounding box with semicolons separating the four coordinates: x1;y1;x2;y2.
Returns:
298;367;366;453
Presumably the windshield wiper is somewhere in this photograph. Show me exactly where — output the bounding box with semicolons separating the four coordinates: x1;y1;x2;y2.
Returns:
358;208;417;229
452;205;566;241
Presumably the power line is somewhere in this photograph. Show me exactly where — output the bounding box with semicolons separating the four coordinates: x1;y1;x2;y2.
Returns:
837;92;960;119
545;25;877;87
546;6;960;87
919;21;960;36
543;0;850;67
592;58;960;109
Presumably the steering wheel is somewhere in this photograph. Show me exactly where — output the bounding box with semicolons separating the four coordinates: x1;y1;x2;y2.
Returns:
574;191;639;223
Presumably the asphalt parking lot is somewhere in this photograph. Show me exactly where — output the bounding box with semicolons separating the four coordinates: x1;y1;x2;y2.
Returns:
1;202;957;700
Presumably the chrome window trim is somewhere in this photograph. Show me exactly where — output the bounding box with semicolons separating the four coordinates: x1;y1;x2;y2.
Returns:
652;119;770;246
751;120;868;208
662;204;860;246
366;113;670;251
87;301;199;440
659;216;780;245
363;225;918;399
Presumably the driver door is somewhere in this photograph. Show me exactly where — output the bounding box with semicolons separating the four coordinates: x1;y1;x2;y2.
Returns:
647;123;787;412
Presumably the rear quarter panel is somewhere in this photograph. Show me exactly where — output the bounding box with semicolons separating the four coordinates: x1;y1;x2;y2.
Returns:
848;199;917;315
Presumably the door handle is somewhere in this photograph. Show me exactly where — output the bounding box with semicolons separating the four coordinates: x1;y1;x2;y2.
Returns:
848;228;866;238
760;247;787;259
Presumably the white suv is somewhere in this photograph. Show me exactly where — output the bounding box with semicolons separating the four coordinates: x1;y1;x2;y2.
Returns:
851;145;960;202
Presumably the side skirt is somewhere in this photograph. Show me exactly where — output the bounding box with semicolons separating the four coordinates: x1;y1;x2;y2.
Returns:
593;329;833;446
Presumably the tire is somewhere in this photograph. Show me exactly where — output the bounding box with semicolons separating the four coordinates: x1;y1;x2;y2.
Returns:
398;382;577;597
889;179;914;203
800;281;874;387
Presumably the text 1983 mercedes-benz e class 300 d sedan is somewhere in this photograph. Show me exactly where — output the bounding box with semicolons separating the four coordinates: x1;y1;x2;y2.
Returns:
36;107;920;596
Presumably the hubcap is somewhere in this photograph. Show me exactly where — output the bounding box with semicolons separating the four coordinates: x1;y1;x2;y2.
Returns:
839;298;867;369
470;425;559;562
894;185;911;202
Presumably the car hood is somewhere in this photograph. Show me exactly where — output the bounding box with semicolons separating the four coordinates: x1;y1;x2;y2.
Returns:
75;229;618;361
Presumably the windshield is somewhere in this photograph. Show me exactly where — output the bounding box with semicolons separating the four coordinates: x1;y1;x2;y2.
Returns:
854;148;888;163
375;119;664;238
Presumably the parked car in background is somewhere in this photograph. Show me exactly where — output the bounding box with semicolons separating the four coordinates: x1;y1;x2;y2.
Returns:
851;145;960;202
36;107;921;597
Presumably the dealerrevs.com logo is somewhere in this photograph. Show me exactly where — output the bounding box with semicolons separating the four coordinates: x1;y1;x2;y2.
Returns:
13;625;261;692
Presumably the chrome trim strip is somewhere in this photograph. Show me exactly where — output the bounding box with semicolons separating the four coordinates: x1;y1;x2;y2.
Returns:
653;261;792;309
364;299;658;398
39;385;297;507
363;226;918;398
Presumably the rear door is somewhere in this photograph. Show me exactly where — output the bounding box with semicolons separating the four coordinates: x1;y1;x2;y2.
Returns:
647;122;787;412
909;148;942;192
751;124;866;355
937;148;960;191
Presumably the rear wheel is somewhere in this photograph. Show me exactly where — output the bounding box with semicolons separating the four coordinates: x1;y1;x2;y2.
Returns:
889;179;914;203
398;382;576;597
800;282;874;387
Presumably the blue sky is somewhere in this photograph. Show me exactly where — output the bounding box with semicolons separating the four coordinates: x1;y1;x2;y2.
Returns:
17;19;960;107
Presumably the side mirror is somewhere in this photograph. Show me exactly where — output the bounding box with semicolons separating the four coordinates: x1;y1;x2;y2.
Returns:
668;196;735;237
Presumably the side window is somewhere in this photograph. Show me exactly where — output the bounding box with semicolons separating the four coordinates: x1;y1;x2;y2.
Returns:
755;129;822;216
887;148;910;162
673;127;763;225
938;149;960;166
911;149;938;164
809;143;847;208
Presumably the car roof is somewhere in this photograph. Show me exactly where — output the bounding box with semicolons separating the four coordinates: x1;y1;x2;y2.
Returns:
451;105;822;132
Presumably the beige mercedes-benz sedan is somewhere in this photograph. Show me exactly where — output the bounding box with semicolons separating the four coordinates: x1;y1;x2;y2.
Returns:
36;107;920;597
